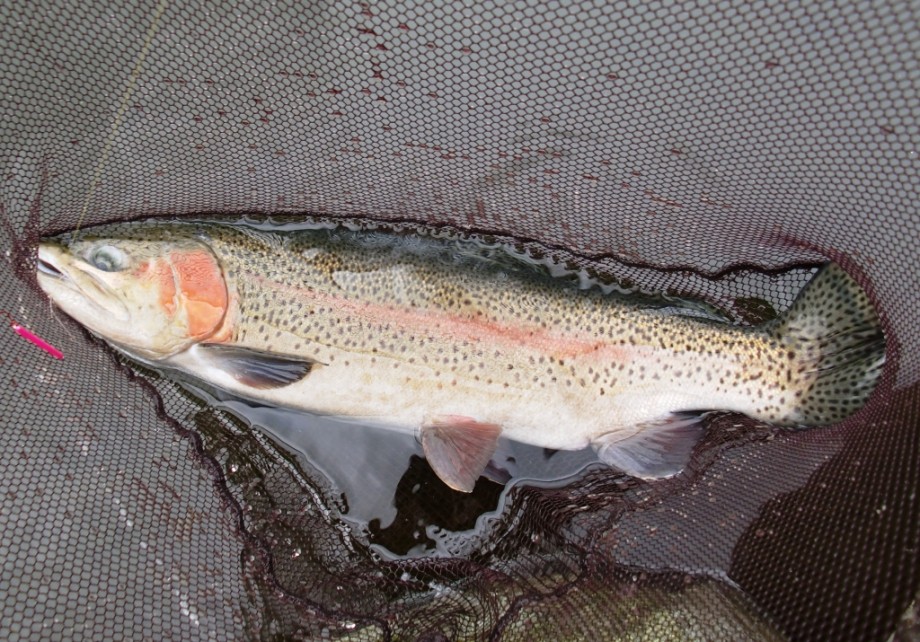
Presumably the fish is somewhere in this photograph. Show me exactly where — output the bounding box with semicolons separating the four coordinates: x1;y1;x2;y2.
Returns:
36;221;886;492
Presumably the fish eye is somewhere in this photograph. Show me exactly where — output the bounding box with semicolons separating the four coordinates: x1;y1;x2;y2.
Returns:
89;245;128;272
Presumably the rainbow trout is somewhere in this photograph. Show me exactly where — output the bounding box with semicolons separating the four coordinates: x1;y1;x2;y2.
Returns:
36;221;885;491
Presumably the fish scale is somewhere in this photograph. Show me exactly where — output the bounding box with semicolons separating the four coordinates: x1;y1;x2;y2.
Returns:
225;231;732;391
206;227;806;443
36;221;885;491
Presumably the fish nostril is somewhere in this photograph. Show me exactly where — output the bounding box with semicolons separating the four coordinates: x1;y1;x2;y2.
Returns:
37;258;64;278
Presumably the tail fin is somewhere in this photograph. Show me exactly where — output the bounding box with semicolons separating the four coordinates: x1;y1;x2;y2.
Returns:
769;264;885;425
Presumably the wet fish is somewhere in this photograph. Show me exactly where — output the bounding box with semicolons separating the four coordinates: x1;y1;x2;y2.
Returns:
36;221;885;491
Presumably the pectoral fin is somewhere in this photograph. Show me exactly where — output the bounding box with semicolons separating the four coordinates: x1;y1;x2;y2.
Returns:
593;413;706;480
199;344;319;389
421;416;502;493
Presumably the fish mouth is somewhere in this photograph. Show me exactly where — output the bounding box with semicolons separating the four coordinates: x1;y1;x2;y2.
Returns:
37;244;67;277
36;244;131;322
37;255;65;279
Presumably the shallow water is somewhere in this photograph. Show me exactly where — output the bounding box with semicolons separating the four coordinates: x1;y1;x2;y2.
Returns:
207;390;602;557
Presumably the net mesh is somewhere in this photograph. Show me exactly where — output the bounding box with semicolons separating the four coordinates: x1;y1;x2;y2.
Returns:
1;1;917;640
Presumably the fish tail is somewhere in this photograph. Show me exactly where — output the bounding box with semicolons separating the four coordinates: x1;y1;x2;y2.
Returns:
768;263;885;425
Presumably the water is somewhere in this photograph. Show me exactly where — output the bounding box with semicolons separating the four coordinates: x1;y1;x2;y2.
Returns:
198;386;602;558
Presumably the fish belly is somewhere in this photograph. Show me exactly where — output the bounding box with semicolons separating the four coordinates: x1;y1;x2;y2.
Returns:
167;331;753;452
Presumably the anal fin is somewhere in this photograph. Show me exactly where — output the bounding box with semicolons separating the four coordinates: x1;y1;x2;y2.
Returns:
593;413;707;480
421;416;502;493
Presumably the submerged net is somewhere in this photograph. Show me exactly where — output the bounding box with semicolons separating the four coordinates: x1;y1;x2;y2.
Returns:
1;1;917;640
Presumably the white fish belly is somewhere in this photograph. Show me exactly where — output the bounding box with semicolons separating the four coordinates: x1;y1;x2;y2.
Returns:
167;340;762;451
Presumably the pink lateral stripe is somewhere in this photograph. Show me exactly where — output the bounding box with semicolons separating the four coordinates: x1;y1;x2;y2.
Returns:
250;273;629;362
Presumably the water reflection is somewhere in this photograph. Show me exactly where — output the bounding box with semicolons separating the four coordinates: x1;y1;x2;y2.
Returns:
209;393;600;557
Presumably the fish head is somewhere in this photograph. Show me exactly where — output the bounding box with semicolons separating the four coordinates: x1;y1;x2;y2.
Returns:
37;231;228;359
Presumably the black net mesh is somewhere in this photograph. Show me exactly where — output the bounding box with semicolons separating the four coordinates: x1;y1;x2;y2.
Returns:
2;1;918;640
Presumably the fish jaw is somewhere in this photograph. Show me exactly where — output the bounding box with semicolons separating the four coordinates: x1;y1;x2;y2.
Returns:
37;240;166;358
38;243;132;323
37;237;230;360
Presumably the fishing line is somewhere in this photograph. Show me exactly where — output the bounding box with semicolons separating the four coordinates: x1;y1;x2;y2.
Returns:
74;0;170;236
46;298;78;341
